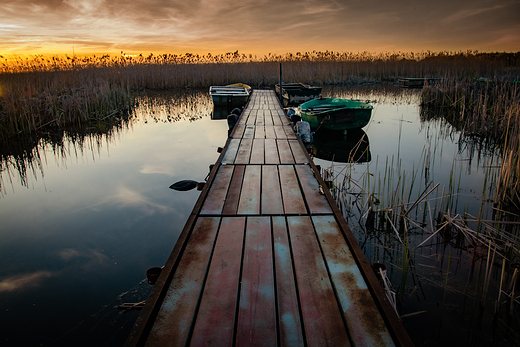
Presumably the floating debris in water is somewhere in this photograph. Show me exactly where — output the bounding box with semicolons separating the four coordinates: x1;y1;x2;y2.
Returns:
169;180;198;191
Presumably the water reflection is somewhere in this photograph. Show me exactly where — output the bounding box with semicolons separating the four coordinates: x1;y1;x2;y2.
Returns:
212;105;235;120
1;85;518;347
311;128;371;163
316;85;519;347
0;88;228;346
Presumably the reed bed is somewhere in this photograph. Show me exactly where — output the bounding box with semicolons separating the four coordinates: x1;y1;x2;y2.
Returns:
1;50;518;141
0;68;133;141
421;79;520;207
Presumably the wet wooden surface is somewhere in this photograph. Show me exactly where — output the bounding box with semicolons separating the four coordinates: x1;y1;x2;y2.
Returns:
126;90;413;347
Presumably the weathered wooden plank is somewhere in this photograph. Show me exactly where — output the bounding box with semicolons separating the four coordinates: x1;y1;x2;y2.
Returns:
246;112;256;125
250;139;265;164
295;164;332;214
145;217;220;347
272;216;305;347
190;217;246;346
274;125;286;139
265;126;276;139
312;215;396;347
237;165;261;214
222;138;240;164
283;125;297;139
238;114;248;125
289;139;308;163
278;165;307;214
254;125;265;139
236;217;276;347
277;140;295;164
234;138;253;164
222;165;245;215
264;139;280;165
200;165;234;214
232;124;245;139
287;216;351;347
264;111;274;126
272;110;283;126
261;166;283;214
243;125;255;139
256;111;265;126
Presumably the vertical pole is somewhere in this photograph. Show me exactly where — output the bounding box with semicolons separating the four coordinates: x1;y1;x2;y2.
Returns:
279;63;283;104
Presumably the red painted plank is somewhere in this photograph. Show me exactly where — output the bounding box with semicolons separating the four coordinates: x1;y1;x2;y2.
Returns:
312;215;396;347
236;217;276;347
272;216;304;347
264;139;280;164
261;166;283;214
250;139;265;164
288;140;308;163
277;140;295;164
295;165;332;214
146;217;220;346
287;216;351;346
235;139;252;164
190;217;246;346
278;165;307;214
222;139;240;164
222;165;246;215
237;165;261;214
200;165;234;214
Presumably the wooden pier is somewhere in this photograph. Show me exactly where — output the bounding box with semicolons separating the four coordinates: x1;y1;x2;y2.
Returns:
125;90;413;347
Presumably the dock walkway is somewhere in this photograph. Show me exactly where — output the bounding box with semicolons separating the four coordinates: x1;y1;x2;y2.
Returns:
126;90;413;346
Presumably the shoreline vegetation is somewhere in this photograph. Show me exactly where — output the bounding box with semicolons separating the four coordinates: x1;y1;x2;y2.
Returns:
1;50;519;203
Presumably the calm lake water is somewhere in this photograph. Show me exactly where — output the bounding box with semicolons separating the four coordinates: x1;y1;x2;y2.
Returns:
0;86;518;346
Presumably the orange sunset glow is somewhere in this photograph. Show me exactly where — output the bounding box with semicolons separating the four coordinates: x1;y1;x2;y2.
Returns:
1;0;519;58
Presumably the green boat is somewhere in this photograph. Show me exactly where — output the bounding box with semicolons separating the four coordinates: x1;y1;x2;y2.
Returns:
298;98;373;131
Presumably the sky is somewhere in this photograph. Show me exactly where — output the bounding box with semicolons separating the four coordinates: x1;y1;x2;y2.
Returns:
0;0;519;57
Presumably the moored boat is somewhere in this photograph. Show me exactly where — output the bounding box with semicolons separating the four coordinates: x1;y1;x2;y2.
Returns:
298;97;373;131
209;85;250;107
275;82;321;104
226;83;252;93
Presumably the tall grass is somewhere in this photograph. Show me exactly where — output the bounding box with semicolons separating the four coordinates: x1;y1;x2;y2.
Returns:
421;79;520;207
1;50;519;167
0;68;133;141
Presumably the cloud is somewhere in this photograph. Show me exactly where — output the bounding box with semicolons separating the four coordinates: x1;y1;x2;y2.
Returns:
111;186;172;214
59;248;109;266
0;271;54;293
0;0;518;54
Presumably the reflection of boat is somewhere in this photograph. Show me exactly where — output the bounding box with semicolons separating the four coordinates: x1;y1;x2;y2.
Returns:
212;105;237;120
275;82;321;104
311;128;371;163
298;98;373;131
209;85;250;107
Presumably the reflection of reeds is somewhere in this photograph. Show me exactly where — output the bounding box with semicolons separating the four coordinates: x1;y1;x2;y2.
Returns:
421;79;520;207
